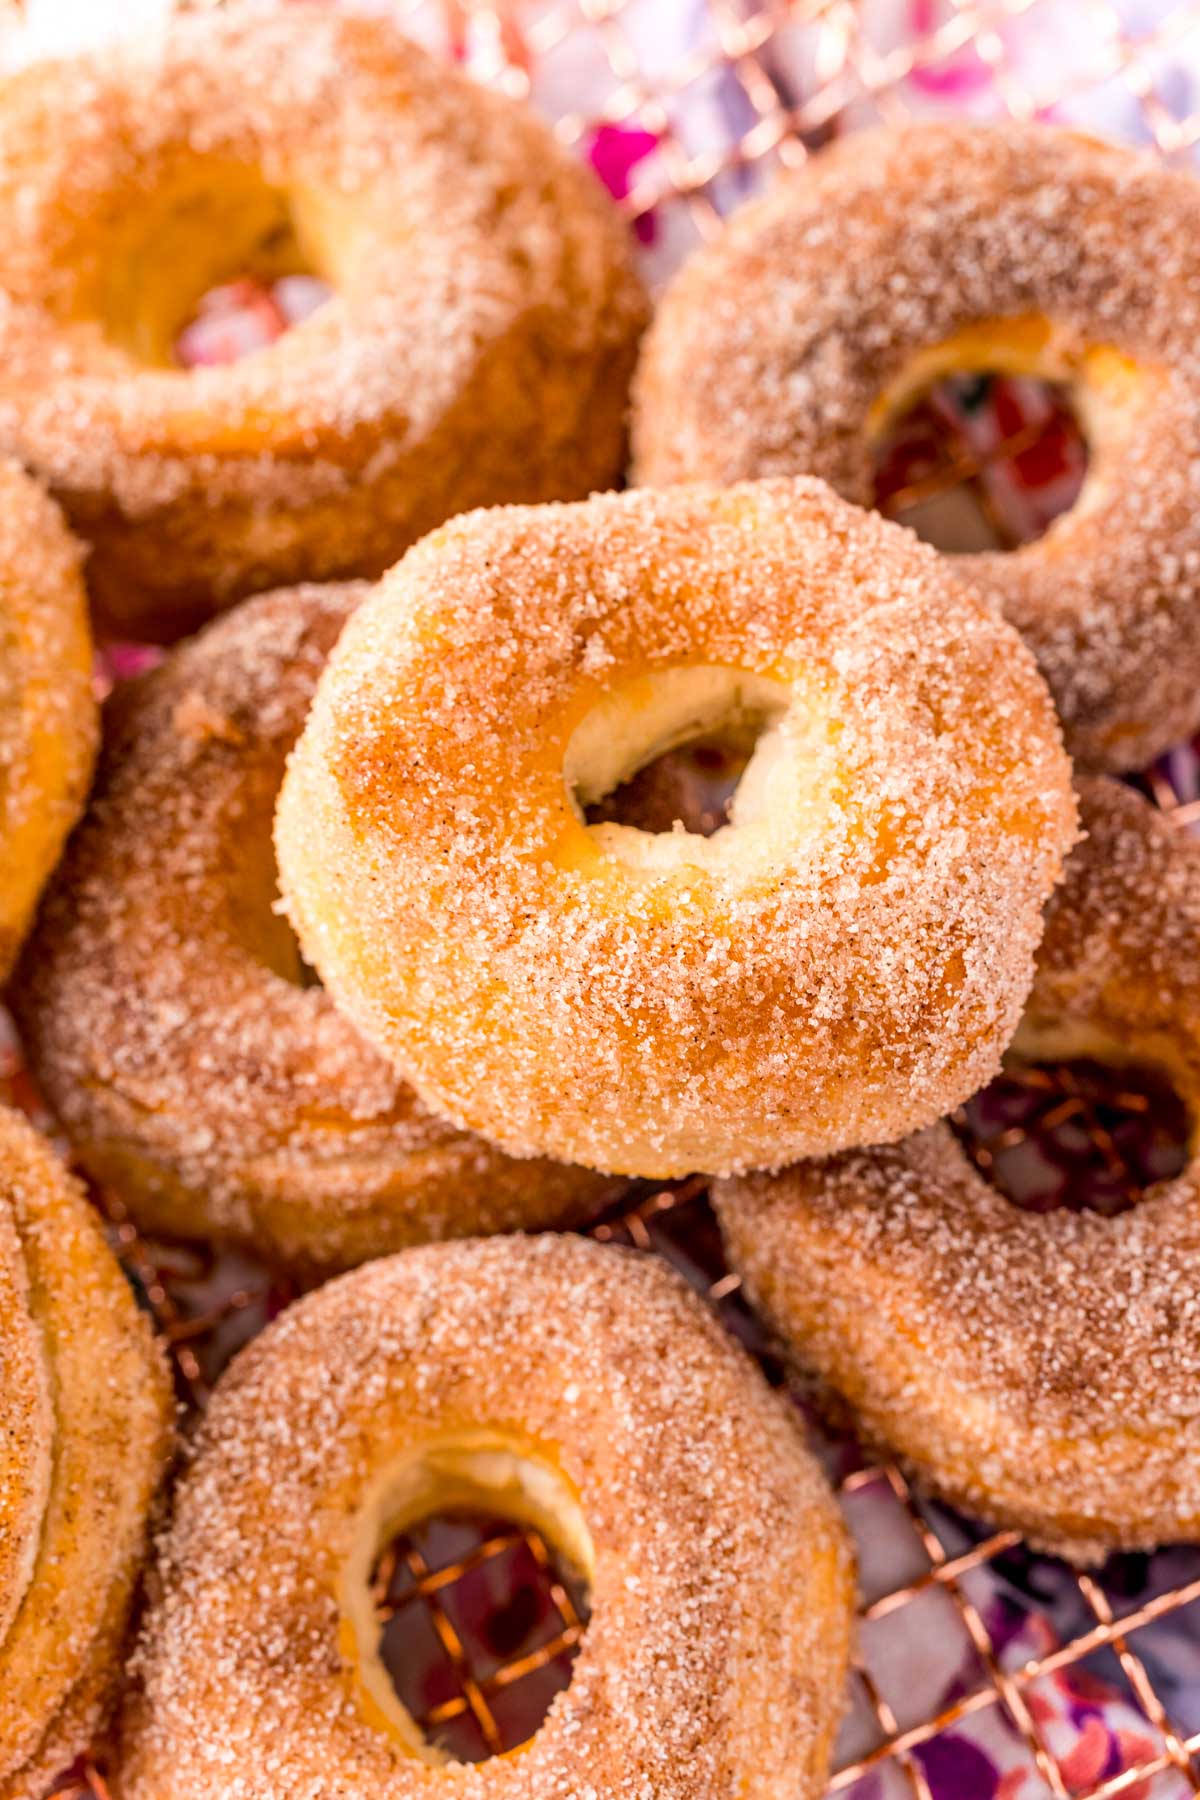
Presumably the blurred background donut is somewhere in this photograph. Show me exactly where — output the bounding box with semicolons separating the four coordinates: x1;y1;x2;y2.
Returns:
635;123;1200;772
12;582;626;1270
0;4;647;639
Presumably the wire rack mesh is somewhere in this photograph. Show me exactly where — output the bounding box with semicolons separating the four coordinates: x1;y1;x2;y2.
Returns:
19;0;1200;1796
42;1126;1200;1800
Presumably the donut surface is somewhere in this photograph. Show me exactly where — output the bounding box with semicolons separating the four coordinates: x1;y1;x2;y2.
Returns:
716;779;1200;1562
0;459;95;983
0;4;647;640
12;584;623;1271
118;1232;852;1800
276;478;1077;1178
635;123;1200;771
0;1106;171;1800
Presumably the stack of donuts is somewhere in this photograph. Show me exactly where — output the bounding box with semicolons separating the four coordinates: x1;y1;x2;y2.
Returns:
3;7;1200;1798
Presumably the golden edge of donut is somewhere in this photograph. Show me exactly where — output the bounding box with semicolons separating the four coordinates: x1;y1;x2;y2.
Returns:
0;465;97;984
274;480;1077;1180
10;581;626;1269
715;780;1200;1563
116;1239;855;1800
0;1110;173;1794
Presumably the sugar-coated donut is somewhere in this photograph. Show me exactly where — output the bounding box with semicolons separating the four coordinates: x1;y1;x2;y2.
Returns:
0;459;96;983
716;779;1200;1562
635;123;1200;771
275;478;1077;1179
0;5;647;641
0;1107;171;1800
12;584;623;1271
118;1232;852;1800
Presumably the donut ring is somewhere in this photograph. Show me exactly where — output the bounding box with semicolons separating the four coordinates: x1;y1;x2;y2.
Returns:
11;584;623;1271
716;779;1200;1562
275;478;1077;1178
634;123;1200;771
0;6;647;641
0;1107;171;1799
0;459;95;983
118;1233;853;1799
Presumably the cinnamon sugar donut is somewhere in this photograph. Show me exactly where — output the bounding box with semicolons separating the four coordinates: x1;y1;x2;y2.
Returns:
716;778;1200;1562
0;1106;171;1800
118;1232;853;1800
635;123;1200;771
0;6;647;641
0;459;95;983
276;478;1077;1179
11;583;622;1271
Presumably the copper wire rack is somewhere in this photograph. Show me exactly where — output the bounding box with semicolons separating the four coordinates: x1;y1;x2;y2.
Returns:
50;1092;1200;1800
25;0;1200;1795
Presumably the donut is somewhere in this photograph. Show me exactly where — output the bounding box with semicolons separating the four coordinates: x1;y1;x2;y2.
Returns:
634;122;1200;772
0;1106;171;1800
275;478;1078;1179
118;1232;853;1799
0;458;95;983
0;6;647;641
11;583;624;1271
715;778;1200;1562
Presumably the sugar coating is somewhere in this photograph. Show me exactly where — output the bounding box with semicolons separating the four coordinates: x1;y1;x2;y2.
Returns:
0;2;647;636
276;477;1078;1178
0;1191;47;1657
118;1232;853;1799
11;583;624;1272
0;457;96;982
0;1107;171;1800
716;778;1200;1563
635;121;1200;771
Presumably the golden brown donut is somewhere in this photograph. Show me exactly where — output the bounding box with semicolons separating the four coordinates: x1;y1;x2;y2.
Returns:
635;123;1200;771
0;1106;172;1800
118;1232;853;1800
0;4;647;640
11;583;623;1271
715;778;1200;1563
0;458;95;983
275;477;1077;1179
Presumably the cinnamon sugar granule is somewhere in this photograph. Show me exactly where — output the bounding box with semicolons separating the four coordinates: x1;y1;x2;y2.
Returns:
11;584;622;1271
716;779;1200;1562
0;456;95;984
276;477;1078;1177
0;2;647;635
635;122;1200;770
0;1108;171;1799
119;1233;852;1799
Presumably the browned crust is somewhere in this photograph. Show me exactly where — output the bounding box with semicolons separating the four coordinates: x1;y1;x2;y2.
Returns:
118;1234;853;1800
0;1108;172;1796
634;122;1200;770
11;583;624;1271
0;5;648;639
716;779;1200;1562
0;459;96;983
276;477;1077;1178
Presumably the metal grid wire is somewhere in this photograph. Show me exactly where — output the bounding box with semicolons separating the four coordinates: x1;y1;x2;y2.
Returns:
31;0;1200;1795
411;0;1200;253
370;1512;589;1758
50;1086;1200;1800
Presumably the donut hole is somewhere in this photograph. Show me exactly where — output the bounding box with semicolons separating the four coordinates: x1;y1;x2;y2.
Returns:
342;1438;593;1765
867;317;1138;553
952;1047;1190;1217
174;273;332;368
564;665;835;876
228;823;322;988
583;718;761;838
96;163;337;367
